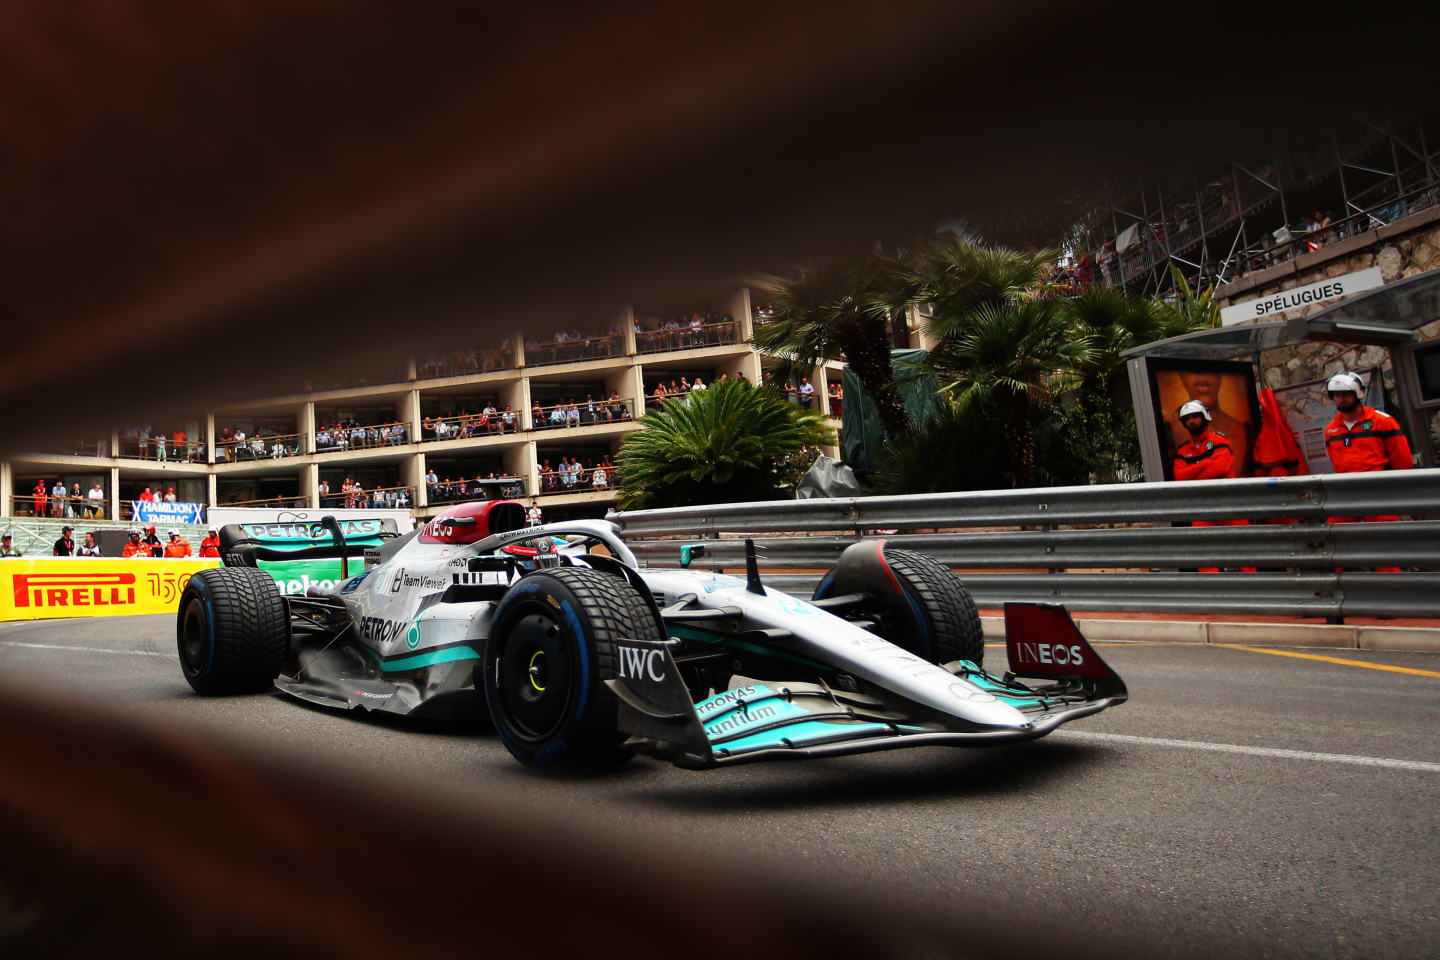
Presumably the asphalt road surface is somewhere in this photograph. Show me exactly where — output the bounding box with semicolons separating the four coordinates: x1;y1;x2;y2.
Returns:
3;614;1438;958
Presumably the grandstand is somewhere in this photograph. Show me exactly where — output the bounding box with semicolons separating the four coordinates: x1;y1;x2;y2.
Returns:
2;281;862;524
1069;110;1440;299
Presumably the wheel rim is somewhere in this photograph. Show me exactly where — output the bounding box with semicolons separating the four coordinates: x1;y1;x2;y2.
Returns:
498;610;573;741
180;598;208;678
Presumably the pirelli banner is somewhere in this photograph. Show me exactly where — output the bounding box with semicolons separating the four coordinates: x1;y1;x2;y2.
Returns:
0;558;221;622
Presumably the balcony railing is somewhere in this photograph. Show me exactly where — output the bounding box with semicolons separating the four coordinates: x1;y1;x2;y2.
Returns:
635;319;740;355
29;439;113;459
319;483;415;510
418;347;515;380
10;492;110;520
426;476;526;504
315;422;411;452
420;411;521;442
529;397;636;431
214;494;307;509
215;432;309;462
524;333;622;367
536;466;618;497
117;434;207;462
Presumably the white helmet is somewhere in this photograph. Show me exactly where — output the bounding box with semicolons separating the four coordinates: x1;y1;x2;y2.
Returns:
167;528;180;538
1177;400;1212;421
1326;371;1364;396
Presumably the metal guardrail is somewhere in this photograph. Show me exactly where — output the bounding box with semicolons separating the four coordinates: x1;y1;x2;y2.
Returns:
608;470;1440;620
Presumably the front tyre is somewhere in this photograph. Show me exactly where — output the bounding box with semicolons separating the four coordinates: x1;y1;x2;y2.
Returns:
483;567;663;770
177;567;290;695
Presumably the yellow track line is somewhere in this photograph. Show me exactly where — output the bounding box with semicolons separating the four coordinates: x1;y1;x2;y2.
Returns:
1215;643;1440;679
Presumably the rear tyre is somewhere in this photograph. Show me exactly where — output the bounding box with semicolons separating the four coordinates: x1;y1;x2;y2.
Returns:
177;567;290;695
482;567;663;770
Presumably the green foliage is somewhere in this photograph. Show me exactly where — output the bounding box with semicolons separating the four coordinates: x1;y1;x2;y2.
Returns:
754;256;910;438
874;395;1142;495
1155;263;1221;329
871;402;1010;494
615;381;834;510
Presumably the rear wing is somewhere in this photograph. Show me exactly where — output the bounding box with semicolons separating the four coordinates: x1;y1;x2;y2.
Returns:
218;517;399;566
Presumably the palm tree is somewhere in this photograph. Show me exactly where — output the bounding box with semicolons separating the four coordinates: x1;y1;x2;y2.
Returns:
753;257;911;439
615;380;834;510
1154;262;1221;329
889;232;1055;322
922;298;1093;487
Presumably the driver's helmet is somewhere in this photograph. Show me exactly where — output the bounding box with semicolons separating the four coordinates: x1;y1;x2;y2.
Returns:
1177;400;1212;422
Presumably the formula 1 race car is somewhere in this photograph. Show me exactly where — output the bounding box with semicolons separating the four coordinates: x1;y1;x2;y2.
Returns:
176;500;1126;770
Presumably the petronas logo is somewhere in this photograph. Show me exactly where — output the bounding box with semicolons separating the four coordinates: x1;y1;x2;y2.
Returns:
406;624;421;649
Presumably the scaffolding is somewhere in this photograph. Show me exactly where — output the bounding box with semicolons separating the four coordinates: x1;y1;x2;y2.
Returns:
1079;109;1440;299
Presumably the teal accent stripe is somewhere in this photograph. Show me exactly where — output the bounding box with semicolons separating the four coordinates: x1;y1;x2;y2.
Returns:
371;646;480;672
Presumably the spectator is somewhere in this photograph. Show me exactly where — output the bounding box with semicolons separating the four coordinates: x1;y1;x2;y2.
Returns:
68;483;82;518
173;428;188;460
164;529;192;557
351;479;365;507
122;529;148;558
592;464;608;489
2;533;22;557
318;478;330;499
51;479;66;518
32;480;47;517
549;404;567;429
52;525;75;556
76;532;102;557
199;529;221;558
143;525;163;557
692;376;707;391
155;433;168;461
501;405;516;434
164;487;177;503
799;377;815;408
86;482;105;519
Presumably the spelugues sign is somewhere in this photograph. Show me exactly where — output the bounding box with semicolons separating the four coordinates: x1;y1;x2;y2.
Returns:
1219;267;1383;326
0;558;220;622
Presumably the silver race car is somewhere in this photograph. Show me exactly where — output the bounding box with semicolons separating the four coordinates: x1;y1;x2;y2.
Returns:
177;500;1126;770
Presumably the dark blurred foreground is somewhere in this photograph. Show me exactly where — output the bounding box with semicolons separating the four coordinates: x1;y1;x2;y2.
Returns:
3;1;1437;450
0;681;1069;960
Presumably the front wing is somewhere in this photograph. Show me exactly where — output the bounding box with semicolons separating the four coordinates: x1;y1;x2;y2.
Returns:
605;602;1127;769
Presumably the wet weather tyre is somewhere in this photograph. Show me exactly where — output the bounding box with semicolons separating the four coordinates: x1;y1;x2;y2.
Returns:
177;566;290;695
483;567;663;770
846;548;983;667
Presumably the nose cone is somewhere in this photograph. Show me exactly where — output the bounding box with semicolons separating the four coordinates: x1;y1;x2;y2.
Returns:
941;677;1030;728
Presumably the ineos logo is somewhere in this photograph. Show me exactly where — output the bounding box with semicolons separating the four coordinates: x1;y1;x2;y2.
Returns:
1014;642;1085;667
618;645;666;682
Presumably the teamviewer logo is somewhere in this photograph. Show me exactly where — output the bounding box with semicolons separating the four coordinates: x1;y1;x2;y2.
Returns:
13;572;137;608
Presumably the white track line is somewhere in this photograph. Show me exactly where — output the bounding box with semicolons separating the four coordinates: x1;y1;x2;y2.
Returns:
1059;729;1440;773
0;639;169;658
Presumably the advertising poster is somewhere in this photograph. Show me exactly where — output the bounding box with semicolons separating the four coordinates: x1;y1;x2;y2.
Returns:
0;558;220;622
1270;368;1385;475
1147;359;1261;481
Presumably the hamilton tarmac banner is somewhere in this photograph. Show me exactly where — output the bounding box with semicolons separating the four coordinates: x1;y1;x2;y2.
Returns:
0;557;220;622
